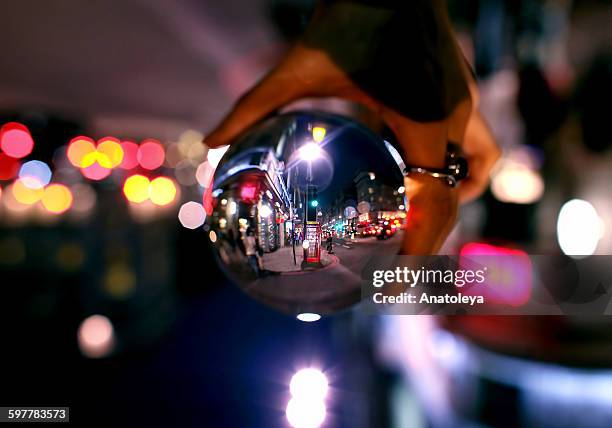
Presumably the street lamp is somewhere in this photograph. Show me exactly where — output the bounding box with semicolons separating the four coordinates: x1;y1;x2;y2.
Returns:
298;141;324;269
299;142;322;162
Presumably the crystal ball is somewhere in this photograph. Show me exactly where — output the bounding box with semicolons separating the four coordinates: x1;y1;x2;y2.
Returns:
207;111;407;318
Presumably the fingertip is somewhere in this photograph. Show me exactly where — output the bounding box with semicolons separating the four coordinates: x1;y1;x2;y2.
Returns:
203;131;224;149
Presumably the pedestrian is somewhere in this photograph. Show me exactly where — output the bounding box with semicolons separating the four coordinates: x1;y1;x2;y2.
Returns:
243;228;261;278
326;235;334;254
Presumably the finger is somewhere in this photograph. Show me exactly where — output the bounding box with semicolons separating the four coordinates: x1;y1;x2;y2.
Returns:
205;67;306;148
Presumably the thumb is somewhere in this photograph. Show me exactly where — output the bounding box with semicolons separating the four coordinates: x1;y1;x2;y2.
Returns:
204;67;306;148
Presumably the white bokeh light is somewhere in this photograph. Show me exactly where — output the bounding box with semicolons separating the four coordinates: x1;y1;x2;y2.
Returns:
290;368;328;400
286;397;326;428
296;313;321;322
491;161;544;204
178;201;206;229
196;161;216;187
557;199;604;258
77;314;115;358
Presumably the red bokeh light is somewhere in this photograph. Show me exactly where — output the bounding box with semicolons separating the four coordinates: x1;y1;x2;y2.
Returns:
0;153;20;180
137;139;165;170
460;242;532;307
0;122;34;159
81;163;111;181
119;141;139;169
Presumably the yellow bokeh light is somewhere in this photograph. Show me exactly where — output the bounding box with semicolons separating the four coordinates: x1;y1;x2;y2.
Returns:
312;126;326;143
67;138;97;168
149;177;177;206
12;178;44;205
123;175;150;203
96;139;124;168
67;137;124;169
42;184;73;214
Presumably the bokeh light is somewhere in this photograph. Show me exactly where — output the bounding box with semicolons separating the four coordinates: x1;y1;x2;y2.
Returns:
178;201;206;229
491;160;544;204
296;313;321;322
67;136;97;168
41;184;73;214
137;139;165;170
77;315;115;359
195;161;215;187
460;242;532;306
174;160;198;186
164;143;182;168
104;263;136;299
11;178;44;205
149;177;177;206
177;129;206;161
557;199;604;258
95;137;124;168
81;162;111;181
123;174;150;203
2;183;32;216
69;136;124;178
70;183;96;216
0;236;26;266
55;243;85;272
119;140;139;169
19;160;52;189
286;397;326;428
0;153;20;180
290;368;329;400
0;122;34;158
286;368;328;428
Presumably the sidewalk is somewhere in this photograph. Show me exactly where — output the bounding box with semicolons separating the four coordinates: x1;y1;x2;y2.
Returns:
261;245;334;273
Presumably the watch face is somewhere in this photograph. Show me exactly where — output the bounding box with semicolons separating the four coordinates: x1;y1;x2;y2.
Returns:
207;111;407;318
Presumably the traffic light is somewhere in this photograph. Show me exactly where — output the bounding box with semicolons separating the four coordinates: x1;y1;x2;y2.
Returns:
306;185;318;221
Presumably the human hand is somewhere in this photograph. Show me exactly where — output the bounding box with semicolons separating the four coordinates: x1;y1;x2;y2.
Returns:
457;110;502;203
205;43;458;253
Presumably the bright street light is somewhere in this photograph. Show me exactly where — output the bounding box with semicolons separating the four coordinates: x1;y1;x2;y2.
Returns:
299;142;322;162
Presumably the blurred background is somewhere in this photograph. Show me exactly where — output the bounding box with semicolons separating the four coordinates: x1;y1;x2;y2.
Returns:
1;0;611;426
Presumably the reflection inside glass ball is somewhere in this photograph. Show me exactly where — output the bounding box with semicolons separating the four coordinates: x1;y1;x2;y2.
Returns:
208;112;408;317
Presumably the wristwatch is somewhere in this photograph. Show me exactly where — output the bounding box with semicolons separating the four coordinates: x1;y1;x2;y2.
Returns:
403;144;468;187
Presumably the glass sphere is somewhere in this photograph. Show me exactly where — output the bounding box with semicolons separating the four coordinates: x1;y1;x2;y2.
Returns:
208;111;407;317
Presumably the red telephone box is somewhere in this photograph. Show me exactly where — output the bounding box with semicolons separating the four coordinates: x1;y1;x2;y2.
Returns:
305;221;321;263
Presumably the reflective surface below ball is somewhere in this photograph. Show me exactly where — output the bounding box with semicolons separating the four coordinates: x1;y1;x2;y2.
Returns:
208;112;407;317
